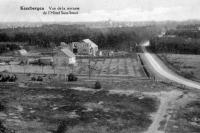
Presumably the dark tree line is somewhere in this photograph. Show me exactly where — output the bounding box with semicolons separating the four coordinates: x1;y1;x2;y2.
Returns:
149;37;200;54
0;24;160;51
0;43;20;54
166;30;200;39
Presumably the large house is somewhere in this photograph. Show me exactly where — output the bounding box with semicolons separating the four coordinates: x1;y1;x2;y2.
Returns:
71;39;98;56
53;48;76;66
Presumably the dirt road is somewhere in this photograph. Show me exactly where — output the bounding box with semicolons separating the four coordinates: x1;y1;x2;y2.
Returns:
141;41;200;89
144;90;182;133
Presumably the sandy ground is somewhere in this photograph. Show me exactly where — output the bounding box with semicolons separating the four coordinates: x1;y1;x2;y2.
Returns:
144;90;183;133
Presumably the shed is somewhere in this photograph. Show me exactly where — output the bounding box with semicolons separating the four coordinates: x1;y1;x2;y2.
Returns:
15;49;28;64
54;48;76;66
39;57;53;65
18;49;28;56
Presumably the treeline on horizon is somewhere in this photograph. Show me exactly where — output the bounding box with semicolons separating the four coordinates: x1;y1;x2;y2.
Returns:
166;29;200;39
0;24;161;52
149;37;200;54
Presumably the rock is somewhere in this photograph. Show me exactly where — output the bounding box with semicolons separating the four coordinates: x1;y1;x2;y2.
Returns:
30;110;35;113
138;96;144;100
173;125;178;128
98;101;103;105
83;108;93;112
52;107;58;110
16;105;23;112
0;112;7;119
8;113;15;116
67;111;79;119
12;116;19;119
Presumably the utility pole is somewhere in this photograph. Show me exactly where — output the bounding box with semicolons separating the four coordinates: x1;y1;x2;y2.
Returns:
88;55;91;79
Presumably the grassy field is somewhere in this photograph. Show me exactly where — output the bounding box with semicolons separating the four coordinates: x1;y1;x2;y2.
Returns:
0;57;145;78
158;54;200;81
0;81;160;133
76;57;144;77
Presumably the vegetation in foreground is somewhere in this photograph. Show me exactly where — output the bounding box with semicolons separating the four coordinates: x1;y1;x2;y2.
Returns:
165;98;200;133
0;82;159;133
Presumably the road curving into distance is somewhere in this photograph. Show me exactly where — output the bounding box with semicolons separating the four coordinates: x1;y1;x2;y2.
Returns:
141;41;200;89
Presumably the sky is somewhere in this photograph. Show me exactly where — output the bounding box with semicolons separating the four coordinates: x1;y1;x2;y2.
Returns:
0;0;200;22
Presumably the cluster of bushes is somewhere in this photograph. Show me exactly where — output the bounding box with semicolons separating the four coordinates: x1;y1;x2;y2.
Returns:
0;43;20;54
31;76;43;81
0;73;17;82
68;73;78;82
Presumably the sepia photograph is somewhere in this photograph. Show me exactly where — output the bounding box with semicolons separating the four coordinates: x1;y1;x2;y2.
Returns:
0;0;200;133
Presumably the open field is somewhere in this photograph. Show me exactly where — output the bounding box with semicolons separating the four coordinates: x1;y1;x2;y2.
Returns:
0;57;145;78
76;57;144;77
158;54;200;81
0;80;161;133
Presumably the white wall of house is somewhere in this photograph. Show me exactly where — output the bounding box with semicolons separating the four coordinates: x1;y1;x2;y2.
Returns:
71;42;90;55
69;57;76;64
53;49;76;66
71;41;98;56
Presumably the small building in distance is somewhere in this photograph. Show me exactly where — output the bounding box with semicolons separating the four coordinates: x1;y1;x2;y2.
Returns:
71;42;86;55
82;39;98;56
71;39;98;56
17;49;28;56
53;47;76;66
60;42;70;49
38;57;53;65
14;49;28;64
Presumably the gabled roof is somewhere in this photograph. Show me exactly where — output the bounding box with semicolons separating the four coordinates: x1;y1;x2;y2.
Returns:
60;42;67;46
60;48;75;58
82;39;98;48
18;49;28;56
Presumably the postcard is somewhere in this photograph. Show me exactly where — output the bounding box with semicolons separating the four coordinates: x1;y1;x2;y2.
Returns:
0;0;200;133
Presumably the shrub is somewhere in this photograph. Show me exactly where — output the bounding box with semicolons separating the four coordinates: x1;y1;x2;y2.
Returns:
37;76;43;81
0;103;5;112
8;74;17;82
68;73;78;82
94;81;101;89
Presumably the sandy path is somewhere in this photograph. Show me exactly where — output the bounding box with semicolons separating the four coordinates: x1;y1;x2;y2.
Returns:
141;41;200;89
144;90;183;133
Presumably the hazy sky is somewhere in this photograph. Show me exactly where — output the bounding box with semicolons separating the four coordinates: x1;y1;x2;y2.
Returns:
0;0;200;22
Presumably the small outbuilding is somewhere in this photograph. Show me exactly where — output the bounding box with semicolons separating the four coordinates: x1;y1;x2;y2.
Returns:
53;48;76;66
39;57;53;65
17;49;28;56
14;49;28;64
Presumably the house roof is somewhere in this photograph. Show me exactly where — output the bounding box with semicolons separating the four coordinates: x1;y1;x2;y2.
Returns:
82;39;98;48
60;42;68;46
60;48;75;58
18;49;28;56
